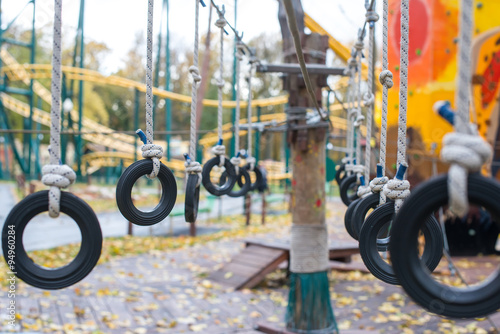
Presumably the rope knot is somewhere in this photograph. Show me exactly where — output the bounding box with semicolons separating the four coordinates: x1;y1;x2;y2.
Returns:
215;17;227;29
441;132;492;216
370;176;389;193
189;65;202;84
185;160;202;186
363;92;375;107
141;144;163;179
246;156;256;171
365;10;380;23
42;164;77;218
230;156;241;175
212;144;226;166
353;114;365;127
379;70;394;89
354;40;364;51
357;185;371;197
348;57;358;68
383;179;410;201
350;164;365;175
216;78;225;88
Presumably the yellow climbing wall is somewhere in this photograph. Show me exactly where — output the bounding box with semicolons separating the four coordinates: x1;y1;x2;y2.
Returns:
384;0;500;181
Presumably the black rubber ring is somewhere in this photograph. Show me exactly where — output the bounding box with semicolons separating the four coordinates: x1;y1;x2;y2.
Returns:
335;163;347;186
339;174;360;206
184;173;200;223
243;163;264;192
1;191;102;290
344;197;362;240
390;174;500;318
116;159;177;226
220;166;251;198
201;156;237;196
350;192;382;240
359;201;443;285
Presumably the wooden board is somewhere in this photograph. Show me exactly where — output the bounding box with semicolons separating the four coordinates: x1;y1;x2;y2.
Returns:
256;322;379;334
208;245;288;290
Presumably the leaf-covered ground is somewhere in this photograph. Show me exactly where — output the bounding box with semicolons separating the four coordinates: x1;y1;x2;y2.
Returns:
0;199;499;333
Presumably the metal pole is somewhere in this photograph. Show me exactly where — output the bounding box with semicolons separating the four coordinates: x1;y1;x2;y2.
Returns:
255;105;261;162
165;0;172;161
76;0;85;177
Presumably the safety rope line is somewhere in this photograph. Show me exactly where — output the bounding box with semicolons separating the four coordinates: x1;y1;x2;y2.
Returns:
41;0;76;218
185;0;204;183
383;0;410;213
439;0;491;216
281;0;332;127
137;0;163;179
370;0;391;204
212;5;227;165
246;58;257;171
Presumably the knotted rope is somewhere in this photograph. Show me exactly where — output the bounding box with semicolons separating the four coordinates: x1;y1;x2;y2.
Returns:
185;0;204;185
139;0;163;179
371;0;392;204
213;6;227;166
41;0;76;218
440;0;492;217
383;0;410;213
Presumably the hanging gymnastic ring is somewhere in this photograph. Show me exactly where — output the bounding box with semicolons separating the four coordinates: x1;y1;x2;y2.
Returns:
184;173;200;223
243;163;263;192
220;166;251;198
1;191;102;290
202;156;237;196
358;201;443;285
335;163;347;185
350;192;381;241
344;197;362;240
390;173;500;318
116;159;177;226
339;174;360;206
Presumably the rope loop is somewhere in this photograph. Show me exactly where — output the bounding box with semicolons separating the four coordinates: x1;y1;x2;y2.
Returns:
230;156;241;175
212;144;226;166
441;132;492;216
189;65;202;84
354;40;364;52
370;176;389;193
379;70;394;89
215;7;227;29
363;92;375;107
216;78;225;88
185;160;202;186
353;113;365;127
42;164;76;218
246;156;256;171
383;178;410;211
357;185;371;197
141;144;163;179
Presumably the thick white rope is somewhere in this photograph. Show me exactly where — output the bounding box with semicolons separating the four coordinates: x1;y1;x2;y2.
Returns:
246;59;257;171
42;0;76;218
185;0;203;185
383;0;410;213
440;0;492;216
371;0;391;204
213;6;227;166
290;224;329;273
231;42;245;175
141;0;163;179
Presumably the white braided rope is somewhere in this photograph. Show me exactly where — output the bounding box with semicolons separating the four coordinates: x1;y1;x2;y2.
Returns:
346;65;356;167
215;9;226;142
397;0;409;167
42;0;76;218
247;60;256;170
441;0;493;216
355;47;364;171
141;0;163;179
363;7;379;184
185;0;203;184
382;0;411;213
290;224;329;273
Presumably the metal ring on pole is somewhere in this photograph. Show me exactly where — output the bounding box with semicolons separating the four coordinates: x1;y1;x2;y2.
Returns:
116;159;177;225
2;191;102;290
359;201;443;286
184;173;200;223
390;173;500;318
202;155;237;196
339;174;360;206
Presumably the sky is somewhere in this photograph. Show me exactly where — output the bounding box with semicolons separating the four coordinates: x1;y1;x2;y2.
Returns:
2;0;383;74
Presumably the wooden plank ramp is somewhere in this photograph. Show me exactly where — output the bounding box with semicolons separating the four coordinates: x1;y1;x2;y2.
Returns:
208;245;289;290
256;322;379;334
208;238;360;290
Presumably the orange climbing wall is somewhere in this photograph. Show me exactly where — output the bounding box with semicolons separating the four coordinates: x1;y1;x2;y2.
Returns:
382;0;500;183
